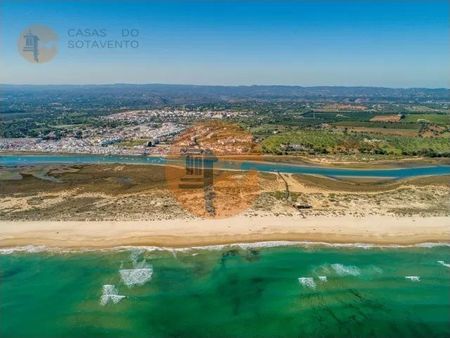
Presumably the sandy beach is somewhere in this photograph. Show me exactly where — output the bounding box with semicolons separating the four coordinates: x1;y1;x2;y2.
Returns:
1;215;449;249
1;163;449;249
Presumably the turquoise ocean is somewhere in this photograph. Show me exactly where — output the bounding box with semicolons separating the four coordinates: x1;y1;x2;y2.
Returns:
1;244;449;337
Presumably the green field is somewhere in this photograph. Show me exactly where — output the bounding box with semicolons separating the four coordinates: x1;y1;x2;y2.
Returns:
261;130;450;157
404;114;450;125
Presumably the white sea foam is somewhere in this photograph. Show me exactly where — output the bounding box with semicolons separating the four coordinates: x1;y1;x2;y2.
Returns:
331;264;361;276
370;266;384;274
414;243;449;248
405;276;420;282
120;257;153;285
318;276;328;282
235;241;301;249
437;260;450;268
103;241;450;253
298;277;316;289
1;241;450;255
120;267;153;287
100;284;125;306
130;249;145;265
118;250;154;287
0;245;48;255
314;263;382;279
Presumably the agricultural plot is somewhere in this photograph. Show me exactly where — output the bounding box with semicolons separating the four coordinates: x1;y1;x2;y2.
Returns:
404;114;450;125
261;130;450;157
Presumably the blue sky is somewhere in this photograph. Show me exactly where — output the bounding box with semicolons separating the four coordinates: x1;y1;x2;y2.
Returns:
1;0;448;87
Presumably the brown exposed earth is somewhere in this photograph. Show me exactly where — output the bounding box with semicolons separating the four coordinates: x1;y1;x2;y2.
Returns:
370;114;403;122
1;164;449;221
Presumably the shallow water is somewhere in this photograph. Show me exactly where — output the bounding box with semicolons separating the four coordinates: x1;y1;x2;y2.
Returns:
1;245;449;337
1;153;450;178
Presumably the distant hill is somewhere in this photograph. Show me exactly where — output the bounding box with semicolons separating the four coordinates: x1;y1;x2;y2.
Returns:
1;84;449;105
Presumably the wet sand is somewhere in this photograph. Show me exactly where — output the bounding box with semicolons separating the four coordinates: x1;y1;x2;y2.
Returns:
1;215;449;249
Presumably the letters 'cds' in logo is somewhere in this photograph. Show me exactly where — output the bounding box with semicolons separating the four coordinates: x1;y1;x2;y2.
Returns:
165;121;261;219
18;25;58;63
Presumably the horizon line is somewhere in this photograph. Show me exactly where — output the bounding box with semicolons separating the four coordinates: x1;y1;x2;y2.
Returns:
1;83;449;90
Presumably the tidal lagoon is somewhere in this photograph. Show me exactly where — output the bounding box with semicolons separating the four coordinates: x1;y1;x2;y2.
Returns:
2;153;450;178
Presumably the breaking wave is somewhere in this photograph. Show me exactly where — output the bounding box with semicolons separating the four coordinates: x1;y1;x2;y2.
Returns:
318;276;328;282
298;277;316;289
331;264;361;276
312;263;383;278
119;253;153;287
0;245;48;255
130;249;145;266
405;276;420;282
100;284;125;306
2;242;449;255
120;266;153;287
437;260;450;268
